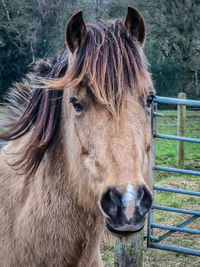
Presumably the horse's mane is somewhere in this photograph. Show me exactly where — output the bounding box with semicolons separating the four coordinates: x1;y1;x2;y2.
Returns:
0;19;152;175
0;49;68;174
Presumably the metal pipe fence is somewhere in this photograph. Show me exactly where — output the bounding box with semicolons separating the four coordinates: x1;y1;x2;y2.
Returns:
147;96;200;257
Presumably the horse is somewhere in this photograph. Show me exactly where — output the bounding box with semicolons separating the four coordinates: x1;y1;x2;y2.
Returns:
0;6;155;266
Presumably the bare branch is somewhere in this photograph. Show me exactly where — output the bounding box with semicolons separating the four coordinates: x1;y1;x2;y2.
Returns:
1;0;10;22
30;41;35;64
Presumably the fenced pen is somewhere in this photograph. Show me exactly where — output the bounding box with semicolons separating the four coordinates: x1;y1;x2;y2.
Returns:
147;95;200;257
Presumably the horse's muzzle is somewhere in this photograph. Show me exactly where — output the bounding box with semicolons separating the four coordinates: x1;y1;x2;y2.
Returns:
100;185;152;235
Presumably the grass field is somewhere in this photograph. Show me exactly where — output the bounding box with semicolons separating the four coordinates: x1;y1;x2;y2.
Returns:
101;109;200;266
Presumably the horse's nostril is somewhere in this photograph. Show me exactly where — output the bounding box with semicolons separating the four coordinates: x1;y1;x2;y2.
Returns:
136;186;153;216
100;188;122;220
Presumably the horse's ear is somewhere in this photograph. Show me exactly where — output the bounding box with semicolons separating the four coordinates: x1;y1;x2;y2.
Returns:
124;6;145;45
66;10;88;53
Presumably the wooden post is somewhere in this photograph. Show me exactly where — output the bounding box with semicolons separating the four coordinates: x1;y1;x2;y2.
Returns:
177;92;186;169
114;230;144;267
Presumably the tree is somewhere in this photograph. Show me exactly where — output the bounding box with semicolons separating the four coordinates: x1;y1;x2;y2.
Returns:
0;0;38;99
0;0;101;99
142;0;200;96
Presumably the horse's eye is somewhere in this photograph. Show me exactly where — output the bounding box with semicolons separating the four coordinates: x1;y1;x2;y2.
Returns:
69;97;83;112
146;93;155;108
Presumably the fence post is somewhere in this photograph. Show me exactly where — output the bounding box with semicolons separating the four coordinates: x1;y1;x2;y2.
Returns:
114;230;143;267
177;92;186;169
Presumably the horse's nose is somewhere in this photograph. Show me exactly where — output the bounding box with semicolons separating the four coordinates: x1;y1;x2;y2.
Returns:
100;185;152;233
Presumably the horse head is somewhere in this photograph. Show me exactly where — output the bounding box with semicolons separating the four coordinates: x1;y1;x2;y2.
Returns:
58;7;154;235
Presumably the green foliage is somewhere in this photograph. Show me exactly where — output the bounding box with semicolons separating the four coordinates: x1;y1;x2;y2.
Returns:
145;44;183;98
0;0;107;100
0;30;32;100
107;0;130;18
0;0;38;99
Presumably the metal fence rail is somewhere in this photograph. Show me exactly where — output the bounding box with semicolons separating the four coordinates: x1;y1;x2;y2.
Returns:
155;166;200;176
155;133;200;143
154;96;200;107
147;96;200;257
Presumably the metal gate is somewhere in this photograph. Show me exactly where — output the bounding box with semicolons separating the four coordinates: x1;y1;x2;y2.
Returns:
147;96;200;256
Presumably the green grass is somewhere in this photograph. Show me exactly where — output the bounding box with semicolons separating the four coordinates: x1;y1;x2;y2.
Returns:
0;111;4;134
155;110;200;171
101;238;115;266
101;109;200;266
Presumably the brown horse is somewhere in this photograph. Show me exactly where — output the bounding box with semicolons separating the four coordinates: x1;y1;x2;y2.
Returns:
0;6;155;267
